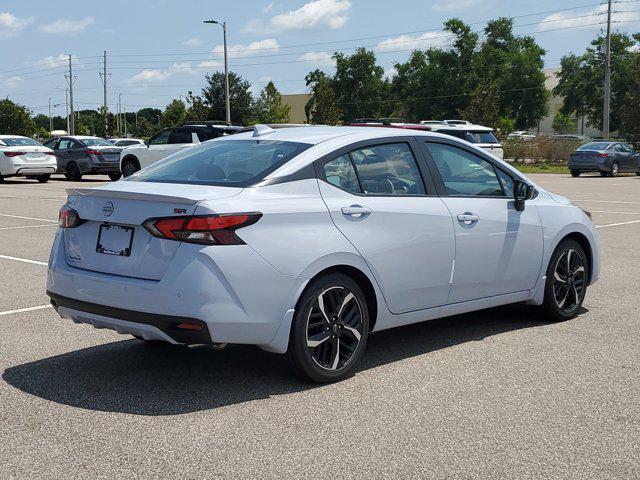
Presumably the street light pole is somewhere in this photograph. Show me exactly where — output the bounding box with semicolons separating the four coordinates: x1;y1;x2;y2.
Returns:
204;19;231;125
603;0;612;139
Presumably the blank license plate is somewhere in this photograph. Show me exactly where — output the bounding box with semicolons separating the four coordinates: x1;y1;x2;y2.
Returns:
96;224;134;257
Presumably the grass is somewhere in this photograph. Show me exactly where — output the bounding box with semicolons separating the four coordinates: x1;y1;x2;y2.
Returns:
507;163;568;174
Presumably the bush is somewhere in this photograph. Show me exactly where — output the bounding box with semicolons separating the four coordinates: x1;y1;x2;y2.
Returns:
503;137;581;163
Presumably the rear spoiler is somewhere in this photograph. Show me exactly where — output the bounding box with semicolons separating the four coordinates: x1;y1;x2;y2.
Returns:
65;188;199;205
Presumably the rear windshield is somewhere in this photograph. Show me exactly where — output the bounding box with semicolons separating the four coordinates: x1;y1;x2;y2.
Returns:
128;139;311;186
80;138;112;147
1;137;42;147
466;131;499;144
578;142;611;151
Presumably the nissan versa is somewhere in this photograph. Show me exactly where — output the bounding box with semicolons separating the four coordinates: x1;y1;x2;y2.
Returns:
46;126;599;382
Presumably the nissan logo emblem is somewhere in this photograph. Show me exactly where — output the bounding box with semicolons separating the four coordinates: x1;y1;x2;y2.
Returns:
103;201;114;217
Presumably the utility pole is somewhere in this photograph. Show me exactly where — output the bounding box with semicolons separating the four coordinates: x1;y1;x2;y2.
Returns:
65;89;70;133
123;96;127;136
65;54;75;135
118;93;123;136
99;50;110;136
603;0;612;139
48;97;53;132
204;19;231;125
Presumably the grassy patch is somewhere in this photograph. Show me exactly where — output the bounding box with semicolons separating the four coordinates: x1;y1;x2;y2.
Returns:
508;163;568;174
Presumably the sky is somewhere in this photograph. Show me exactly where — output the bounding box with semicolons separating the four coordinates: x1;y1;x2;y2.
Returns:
0;0;639;118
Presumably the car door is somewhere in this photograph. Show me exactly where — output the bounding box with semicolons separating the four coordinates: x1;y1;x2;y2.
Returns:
617;143;636;172
43;139;60;171
422;140;543;304
143;128;172;167
317;139;455;314
55;138;76;171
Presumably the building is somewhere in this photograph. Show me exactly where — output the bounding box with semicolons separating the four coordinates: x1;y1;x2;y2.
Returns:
281;93;311;124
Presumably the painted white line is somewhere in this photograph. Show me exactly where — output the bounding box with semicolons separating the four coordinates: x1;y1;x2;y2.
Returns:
573;199;640;205
589;210;640;215
596;219;640;229
0;194;67;201
0;304;52;317
0;254;47;266
0;213;57;222
0;224;57;231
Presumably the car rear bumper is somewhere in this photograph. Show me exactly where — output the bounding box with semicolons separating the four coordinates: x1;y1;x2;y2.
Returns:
0;159;57;176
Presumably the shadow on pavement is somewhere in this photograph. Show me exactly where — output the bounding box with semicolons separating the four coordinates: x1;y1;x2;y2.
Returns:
3;304;560;415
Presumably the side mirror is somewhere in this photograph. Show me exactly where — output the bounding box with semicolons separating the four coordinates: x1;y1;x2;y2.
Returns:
514;180;535;211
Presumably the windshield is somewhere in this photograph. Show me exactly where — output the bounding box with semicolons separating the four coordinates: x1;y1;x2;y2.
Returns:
129;139;311;186
578;142;611;151
466;131;499;144
1;137;42;147
80;138;113;147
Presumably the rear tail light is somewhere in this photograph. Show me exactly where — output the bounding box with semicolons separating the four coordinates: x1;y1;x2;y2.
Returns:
4;151;25;157
86;149;103;156
597;153;609;158
58;205;84;228
143;213;262;245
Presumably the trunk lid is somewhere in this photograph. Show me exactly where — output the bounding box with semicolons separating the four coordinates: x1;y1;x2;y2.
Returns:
3;145;54;162
571;150;603;162
90;145;123;163
62;182;243;280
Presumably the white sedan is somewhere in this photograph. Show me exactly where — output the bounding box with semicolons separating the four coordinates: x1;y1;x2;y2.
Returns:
0;135;57;182
47;126;599;382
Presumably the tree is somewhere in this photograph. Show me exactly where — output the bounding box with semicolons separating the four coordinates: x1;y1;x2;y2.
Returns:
554;32;639;132
185;91;211;123
552;111;577;134
0;99;35;136
460;81;501;129
197;71;255;125
33;114;50;131
161;99;187;127
305;70;342;125
253;81;290;124
332;48;388;122
137;107;162;126
620;50;640;147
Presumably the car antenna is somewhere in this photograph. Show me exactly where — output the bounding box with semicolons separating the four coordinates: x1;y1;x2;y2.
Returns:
253;124;276;137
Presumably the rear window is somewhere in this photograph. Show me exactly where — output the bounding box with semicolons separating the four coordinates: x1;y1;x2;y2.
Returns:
129;139;311;186
1;137;42;147
80;138;112;147
466;131;499;144
578;142;611;151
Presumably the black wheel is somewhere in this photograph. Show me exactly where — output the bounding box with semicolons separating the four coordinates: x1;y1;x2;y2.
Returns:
570;169;581;177
36;174;50;183
0;175;4;183
287;273;369;383
65;162;82;181
608;162;619;177
108;172;122;181
121;158;139;177
539;239;588;322
636;171;640;176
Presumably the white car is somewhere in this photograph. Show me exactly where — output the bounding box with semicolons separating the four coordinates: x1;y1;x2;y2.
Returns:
430;124;504;159
119;124;242;177
47;126;599;382
508;131;536;141
0;135;57;182
108;138;145;147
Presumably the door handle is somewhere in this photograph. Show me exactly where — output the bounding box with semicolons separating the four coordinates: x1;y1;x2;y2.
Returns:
341;205;371;217
457;212;479;225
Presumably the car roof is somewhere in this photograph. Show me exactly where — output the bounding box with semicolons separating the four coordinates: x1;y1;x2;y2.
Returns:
0;134;29;139
68;135;104;140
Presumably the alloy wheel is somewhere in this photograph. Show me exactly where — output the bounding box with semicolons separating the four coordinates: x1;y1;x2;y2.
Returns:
611;162;619;176
306;286;363;371
552;248;586;314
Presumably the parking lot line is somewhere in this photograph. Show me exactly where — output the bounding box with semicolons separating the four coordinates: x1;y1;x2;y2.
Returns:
0;224;57;231
596;219;640;229
572;199;640;205
0;213;57;222
0;254;47;266
590;210;640;215
0;194;67;201
0;304;52;317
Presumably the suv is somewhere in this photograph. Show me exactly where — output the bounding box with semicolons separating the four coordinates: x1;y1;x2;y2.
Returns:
430;124;504;159
119;124;242;177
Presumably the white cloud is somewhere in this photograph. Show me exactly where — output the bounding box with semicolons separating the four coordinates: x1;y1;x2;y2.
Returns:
377;31;448;52
1;75;22;88
383;66;397;80
39;16;94;35
25;53;72;69
298;51;336;68
244;0;350;33
183;37;201;47
538;4;640;31
0;12;33;38
262;2;275;13
127;69;174;83
431;0;495;12
125;60;223;84
213;38;279;58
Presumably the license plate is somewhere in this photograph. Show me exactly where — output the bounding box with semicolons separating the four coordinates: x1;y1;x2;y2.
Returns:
96;224;134;257
26;152;45;158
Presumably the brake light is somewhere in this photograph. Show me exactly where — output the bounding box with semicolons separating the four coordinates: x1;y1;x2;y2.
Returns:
86;149;103;156
4;151;25;157
597;153;609;158
58;205;83;228
143;213;262;245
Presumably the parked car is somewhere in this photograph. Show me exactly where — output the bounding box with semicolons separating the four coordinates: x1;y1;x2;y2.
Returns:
430;124;504;159
554;134;590;143
0;135;57;183
568;141;640;177
119;124;243;177
108;138;145;147
43;136;124;181
507;131;536;141
47;126;599;383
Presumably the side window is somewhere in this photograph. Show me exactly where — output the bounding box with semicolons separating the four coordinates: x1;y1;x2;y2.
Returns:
58;139;74;150
197;129;220;141
425;142;504;196
44;139;58;149
323;155;361;194
149;129;171;145
350;143;426;195
495;168;514;198
613;144;624;152
620;143;633;153
169;129;194;144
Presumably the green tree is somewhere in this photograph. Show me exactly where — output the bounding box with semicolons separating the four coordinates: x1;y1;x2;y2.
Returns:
33;114;50;131
460;81;502;129
185;91;211;122
552;111;577;134
0;99;35;136
305;70;343;125
620;49;640;147
198;71;255;125
161;99;187;127
137;107;162;126
253;81;290;124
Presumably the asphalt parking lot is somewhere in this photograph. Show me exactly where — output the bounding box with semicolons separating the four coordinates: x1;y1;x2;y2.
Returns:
1;173;639;479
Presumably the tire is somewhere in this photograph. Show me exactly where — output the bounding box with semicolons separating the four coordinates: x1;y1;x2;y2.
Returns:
121;157;139;177
539;239;589;322
36;174;50;183
0;175;4;183
108;172;122;181
608;162;619;177
600;171;608;177
570;169;581;177
65;162;82;181
286;273;369;383
636;171;640;176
